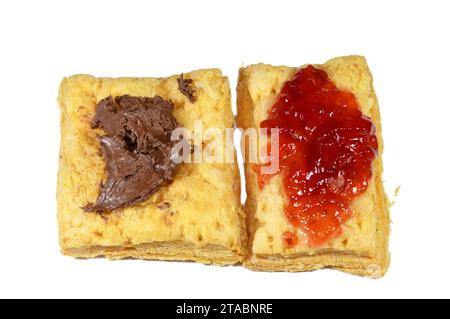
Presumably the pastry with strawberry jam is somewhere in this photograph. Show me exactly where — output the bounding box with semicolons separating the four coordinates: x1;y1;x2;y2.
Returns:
237;56;390;277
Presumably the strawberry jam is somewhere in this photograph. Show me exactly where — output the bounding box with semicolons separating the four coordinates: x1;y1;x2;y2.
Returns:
282;231;298;248
253;65;378;247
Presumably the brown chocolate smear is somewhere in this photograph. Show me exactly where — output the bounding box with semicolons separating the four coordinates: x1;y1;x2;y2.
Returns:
83;95;180;213
177;74;197;103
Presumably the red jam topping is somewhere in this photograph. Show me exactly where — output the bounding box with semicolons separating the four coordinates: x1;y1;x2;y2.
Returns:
254;65;378;247
282;231;298;248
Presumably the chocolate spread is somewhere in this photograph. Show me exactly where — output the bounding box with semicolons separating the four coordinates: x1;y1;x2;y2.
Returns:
177;74;197;103
83;95;180;212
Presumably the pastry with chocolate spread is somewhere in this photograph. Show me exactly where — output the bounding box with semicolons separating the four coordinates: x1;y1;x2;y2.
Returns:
57;70;245;264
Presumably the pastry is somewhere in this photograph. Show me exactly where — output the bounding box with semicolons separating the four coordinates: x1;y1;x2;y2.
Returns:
237;56;390;277
57;69;246;265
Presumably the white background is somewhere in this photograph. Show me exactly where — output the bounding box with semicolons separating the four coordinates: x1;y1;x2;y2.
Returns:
0;0;449;299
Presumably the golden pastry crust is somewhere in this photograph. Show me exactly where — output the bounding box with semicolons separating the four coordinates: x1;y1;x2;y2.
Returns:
237;56;390;277
57;69;246;265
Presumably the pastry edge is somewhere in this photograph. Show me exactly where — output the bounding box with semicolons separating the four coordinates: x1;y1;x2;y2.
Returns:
62;241;245;266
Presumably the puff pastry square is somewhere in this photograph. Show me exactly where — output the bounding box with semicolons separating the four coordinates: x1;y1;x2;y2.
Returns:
57;69;246;265
237;56;390;277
